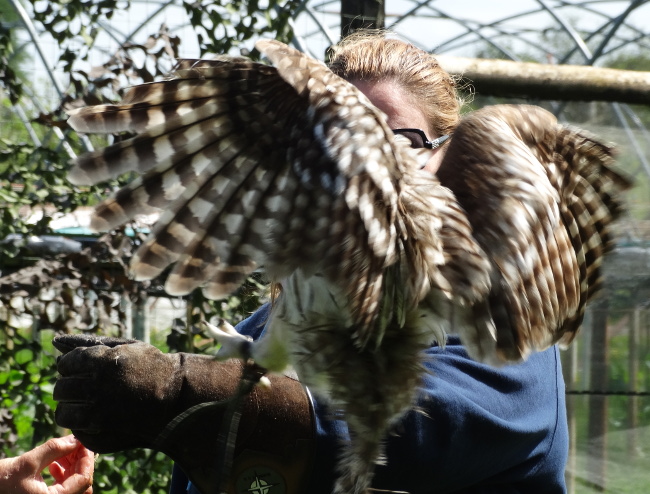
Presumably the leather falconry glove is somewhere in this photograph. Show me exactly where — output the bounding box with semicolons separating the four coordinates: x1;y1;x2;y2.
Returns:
53;334;315;494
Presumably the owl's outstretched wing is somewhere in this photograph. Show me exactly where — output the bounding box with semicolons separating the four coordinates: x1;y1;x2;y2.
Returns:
67;40;488;345
438;104;631;362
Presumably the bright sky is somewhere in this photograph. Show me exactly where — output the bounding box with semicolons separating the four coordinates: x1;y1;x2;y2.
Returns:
22;0;650;72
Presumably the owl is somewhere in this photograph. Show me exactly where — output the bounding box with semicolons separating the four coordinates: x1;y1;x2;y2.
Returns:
66;39;630;494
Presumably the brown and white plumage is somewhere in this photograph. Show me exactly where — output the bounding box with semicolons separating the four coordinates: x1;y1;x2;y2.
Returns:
67;39;630;494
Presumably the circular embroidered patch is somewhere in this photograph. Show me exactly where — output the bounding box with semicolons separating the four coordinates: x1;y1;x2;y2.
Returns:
235;466;286;494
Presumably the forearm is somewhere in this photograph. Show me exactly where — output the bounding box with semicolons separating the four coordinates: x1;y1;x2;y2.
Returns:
53;335;316;494
165;363;315;494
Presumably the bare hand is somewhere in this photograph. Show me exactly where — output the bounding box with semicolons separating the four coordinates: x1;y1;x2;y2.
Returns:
0;435;93;494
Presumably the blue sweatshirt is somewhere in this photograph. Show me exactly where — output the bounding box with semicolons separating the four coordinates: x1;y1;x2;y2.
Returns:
172;304;568;493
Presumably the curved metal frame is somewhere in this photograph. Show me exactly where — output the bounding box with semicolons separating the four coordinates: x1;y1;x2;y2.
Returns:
4;0;650;188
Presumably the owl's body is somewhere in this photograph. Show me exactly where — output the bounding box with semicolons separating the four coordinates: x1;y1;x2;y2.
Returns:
67;40;630;494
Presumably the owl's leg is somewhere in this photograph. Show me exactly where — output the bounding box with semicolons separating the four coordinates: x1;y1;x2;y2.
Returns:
203;319;254;360
203;319;291;373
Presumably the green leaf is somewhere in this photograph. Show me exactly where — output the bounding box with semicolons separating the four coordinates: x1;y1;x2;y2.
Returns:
0;188;18;202
14;348;33;365
8;369;23;386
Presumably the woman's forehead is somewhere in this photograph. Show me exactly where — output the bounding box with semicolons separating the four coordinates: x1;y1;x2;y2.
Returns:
351;79;432;135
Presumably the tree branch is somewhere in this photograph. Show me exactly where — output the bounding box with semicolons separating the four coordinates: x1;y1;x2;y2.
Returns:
437;55;650;105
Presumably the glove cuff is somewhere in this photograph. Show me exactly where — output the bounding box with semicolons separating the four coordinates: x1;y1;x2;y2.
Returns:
225;371;315;494
154;357;315;494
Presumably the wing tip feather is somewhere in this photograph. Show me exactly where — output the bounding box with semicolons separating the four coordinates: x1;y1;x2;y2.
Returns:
67;165;93;186
164;274;199;297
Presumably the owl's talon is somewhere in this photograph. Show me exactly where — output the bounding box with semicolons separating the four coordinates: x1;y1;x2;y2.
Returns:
257;375;272;389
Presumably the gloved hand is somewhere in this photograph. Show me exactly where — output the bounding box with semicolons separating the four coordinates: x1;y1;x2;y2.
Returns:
53;335;314;494
53;335;232;452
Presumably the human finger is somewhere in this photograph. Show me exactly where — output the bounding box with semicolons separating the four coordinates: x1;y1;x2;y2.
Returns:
50;473;93;494
26;435;81;472
48;443;94;494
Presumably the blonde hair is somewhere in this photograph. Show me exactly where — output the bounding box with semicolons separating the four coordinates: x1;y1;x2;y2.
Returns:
328;30;463;138
270;32;463;303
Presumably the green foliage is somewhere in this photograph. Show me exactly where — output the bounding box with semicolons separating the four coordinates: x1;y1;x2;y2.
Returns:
567;394;650;493
93;450;171;494
0;328;57;455
0;24;22;104
28;0;128;72
562;305;650;492
0;0;28;104
182;0;301;56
